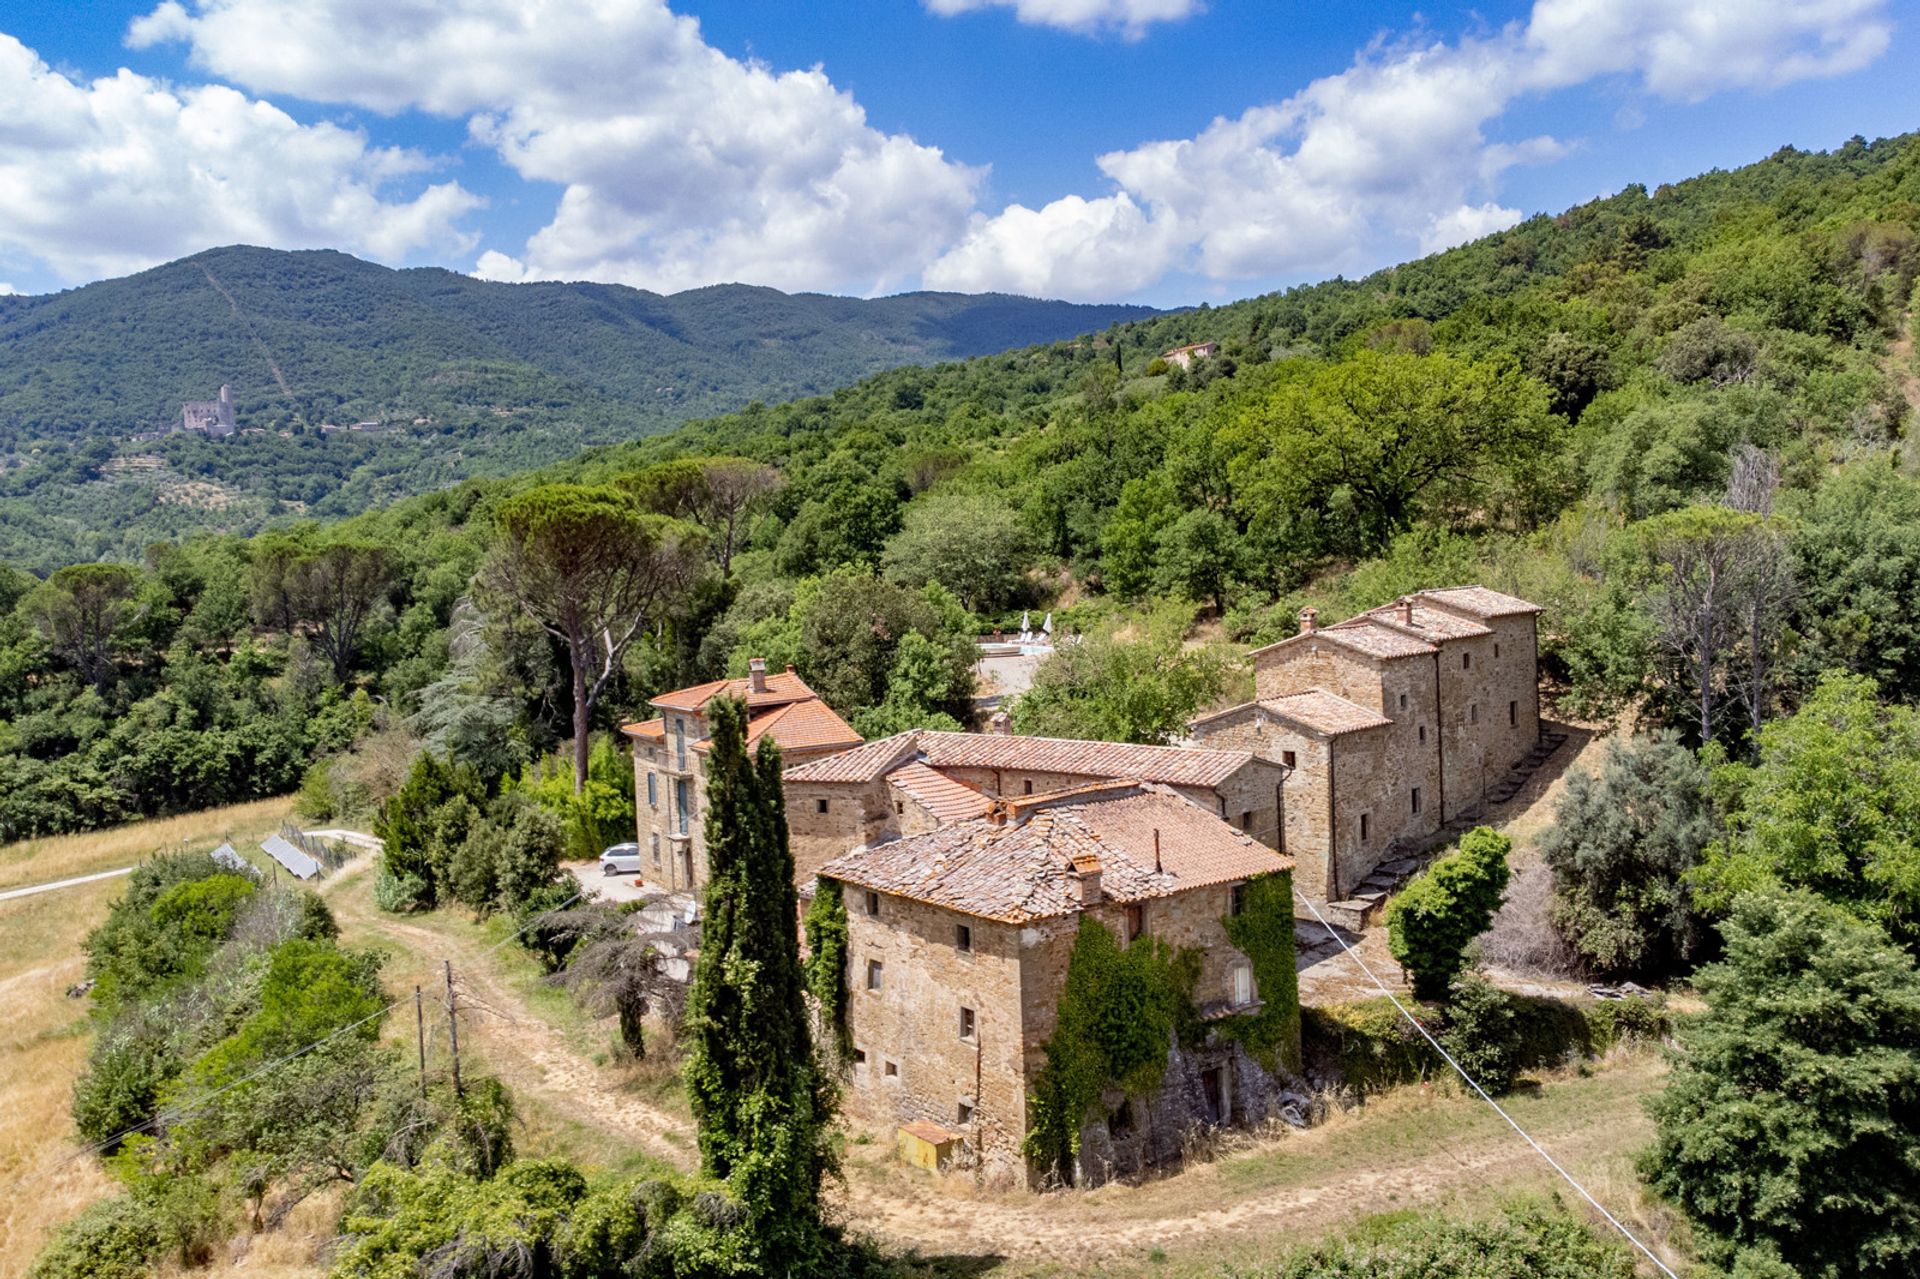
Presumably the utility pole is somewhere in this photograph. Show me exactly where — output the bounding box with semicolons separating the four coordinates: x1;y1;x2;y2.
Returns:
414;985;427;1097
444;960;464;1098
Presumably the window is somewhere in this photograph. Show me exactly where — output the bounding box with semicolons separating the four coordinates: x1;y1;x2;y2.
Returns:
957;1101;975;1125
866;959;883;991
1494;642;1501;659
1360;813;1370;842
1463;651;1472;670
1240;810;1253;832
1281;750;1297;769
864;890;881;917
1109;1099;1134;1136
955;923;973;953
816;797;830;815
1398;692;1408;711
647;771;657;808
1412;787;1422;815
1470;703;1479;725
1023;779;1034;795
1124;903;1146;942
958;1007;976;1040
883;1059;898;1079
1233;963;1255;1007
1418;725;1427;743
650;833;661;865
894;800;904;815
1509;700;1518;726
673;718;686;770
1200;1066;1227;1123
1229;883;1246;917
675;778;690;836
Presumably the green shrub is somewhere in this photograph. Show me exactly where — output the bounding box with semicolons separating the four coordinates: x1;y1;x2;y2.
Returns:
84;852;254;1008
294;757;336;821
1587;994;1669;1050
71;1017;185;1147
1439;972;1524;1095
1302;998;1430;1095
1269;1202;1636;1278
1386;827;1512;1000
29;1177;222;1279
803;878;851;1065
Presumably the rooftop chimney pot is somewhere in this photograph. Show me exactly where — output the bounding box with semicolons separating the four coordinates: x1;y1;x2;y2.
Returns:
1299;607;1319;636
1397;597;1414;626
988;710;1013;736
1071;853;1103;907
747;657;767;695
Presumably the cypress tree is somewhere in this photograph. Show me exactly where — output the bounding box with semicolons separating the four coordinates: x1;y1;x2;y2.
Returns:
682;696;835;1266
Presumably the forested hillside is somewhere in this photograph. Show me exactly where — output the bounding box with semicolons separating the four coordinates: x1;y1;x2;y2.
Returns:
0;247;1154;569
2;130;1917;839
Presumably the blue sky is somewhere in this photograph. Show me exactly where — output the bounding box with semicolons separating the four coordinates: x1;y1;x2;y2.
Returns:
1;0;1915;305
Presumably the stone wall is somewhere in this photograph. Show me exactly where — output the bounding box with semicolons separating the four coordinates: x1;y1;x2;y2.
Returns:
1185;708;1333;901
1254;640;1383;712
786;778;893;881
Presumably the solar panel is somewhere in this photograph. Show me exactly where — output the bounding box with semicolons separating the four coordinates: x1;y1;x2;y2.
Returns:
210;843;259;877
260;834;322;880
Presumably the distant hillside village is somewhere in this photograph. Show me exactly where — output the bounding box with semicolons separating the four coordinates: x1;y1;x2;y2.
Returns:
143;384;397;441
616;584;1557;1187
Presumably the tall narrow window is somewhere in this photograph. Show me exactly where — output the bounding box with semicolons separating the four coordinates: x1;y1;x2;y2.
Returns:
1418;725;1427;743
816;797;830;815
1023;779;1034;795
955;923;973;953
958;1007;976;1040
864;890;881;917
1229;884;1246;917
866;959;883;991
1241;810;1253;832
1470;703;1479;725
647;771;657;808
675;778;690;835
1233;963;1254;1007
1509;700;1518;726
1360;813;1370;842
1124;903;1146;942
1411;787;1422;815
1282;750;1297;769
1463;651;1472;670
673;718;686;771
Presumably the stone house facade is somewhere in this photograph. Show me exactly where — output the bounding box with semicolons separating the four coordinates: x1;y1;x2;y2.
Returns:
621;658;862;891
782;728;1287;883
1188;586;1542;902
179;384;237;437
817;781;1300;1188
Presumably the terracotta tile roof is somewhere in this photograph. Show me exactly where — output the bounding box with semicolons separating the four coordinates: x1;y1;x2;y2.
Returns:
650;667;820;713
1259;690;1393;736
622;717;666;741
886;761;992;823
818;784;1290;923
1416;585;1543;618
691;697;861;757
782;732;923;783
781;729;1260;789
1320;618;1437;659
916;730;1259;788
1362;601;1493;641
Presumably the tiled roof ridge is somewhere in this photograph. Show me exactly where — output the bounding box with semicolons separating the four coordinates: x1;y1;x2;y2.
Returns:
1003;776;1155;821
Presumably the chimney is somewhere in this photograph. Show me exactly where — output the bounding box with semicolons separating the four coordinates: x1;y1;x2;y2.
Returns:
1153;829;1162;874
988;710;1013;736
1071;853;1103;907
1397;597;1414;626
747;657;767;694
987;799;1010;828
1299;607;1319;635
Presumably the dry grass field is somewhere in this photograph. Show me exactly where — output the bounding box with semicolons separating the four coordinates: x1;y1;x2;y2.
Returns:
0;796;294;892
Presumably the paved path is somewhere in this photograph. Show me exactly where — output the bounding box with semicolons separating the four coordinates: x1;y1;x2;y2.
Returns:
0;866;134;902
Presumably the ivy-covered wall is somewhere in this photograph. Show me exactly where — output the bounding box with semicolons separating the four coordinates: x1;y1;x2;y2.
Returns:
1218;870;1304;1075
802;876;851;1065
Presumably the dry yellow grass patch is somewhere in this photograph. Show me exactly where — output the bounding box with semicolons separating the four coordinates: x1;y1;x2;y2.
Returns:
0;877;122;1276
0;796;294;891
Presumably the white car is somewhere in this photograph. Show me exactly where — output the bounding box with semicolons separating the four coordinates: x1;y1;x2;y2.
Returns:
599;842;644;876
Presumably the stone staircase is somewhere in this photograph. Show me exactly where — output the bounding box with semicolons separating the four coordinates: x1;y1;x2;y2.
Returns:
1321;729;1569;931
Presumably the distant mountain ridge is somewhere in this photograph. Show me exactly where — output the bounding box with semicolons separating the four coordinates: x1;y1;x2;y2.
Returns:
0;246;1159;437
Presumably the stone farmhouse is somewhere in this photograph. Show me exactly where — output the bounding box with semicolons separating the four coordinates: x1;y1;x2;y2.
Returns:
817;780;1299;1188
1187;586;1544;912
1161;341;1218;369
178;384;237;438
621;658;862;891
781;726;1286;882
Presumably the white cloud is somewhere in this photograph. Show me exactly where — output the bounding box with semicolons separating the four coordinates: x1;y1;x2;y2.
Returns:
130;0;982;295
0;282;17;295
926;0;1891;298
0;34;481;285
922;0;1202;39
1420;203;1524;255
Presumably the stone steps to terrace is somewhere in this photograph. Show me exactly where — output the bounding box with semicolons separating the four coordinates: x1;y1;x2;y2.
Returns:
1321;730;1569;931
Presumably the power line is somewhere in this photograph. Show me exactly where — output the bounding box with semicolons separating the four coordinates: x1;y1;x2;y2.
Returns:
1292;890;1682;1279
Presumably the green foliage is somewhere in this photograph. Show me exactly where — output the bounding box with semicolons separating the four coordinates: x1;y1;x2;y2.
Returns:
1302;999;1431;1096
803;877;853;1065
681;696;835;1271
27;1177;223;1279
1539;732;1715;978
1267;1202;1636;1278
882;492;1033;612
83;852;257;1009
1011;606;1235;744
506;734;637;863
1217;870;1303;1073
185;937;386;1086
1643;891;1920;1278
1697;672;1920;946
1439;971;1526;1095
1385;828;1513;1000
1026;916;1202;1181
373;751;487;911
1786;463;1920;703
